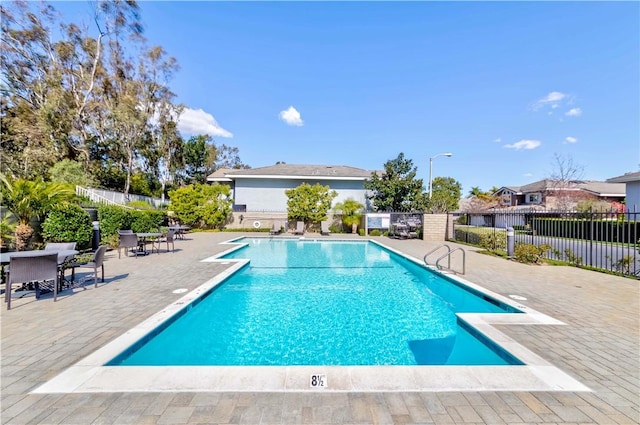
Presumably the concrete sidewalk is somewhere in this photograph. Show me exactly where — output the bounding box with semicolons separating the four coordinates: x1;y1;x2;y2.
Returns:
2;232;638;424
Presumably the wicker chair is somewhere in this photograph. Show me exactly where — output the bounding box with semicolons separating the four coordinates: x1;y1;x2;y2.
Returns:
5;252;59;310
152;230;175;253
118;232;140;258
70;245;107;288
44;242;77;251
45;242;78;284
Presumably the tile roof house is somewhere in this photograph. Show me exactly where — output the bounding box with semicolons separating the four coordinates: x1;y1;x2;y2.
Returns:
607;171;640;213
492;179;625;209
207;164;373;213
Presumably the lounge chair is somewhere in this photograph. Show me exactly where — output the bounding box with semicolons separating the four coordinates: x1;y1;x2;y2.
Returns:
270;221;282;235
321;221;331;235
293;221;305;235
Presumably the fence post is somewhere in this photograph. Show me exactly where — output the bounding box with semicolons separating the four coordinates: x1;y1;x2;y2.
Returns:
507;227;515;258
589;207;594;267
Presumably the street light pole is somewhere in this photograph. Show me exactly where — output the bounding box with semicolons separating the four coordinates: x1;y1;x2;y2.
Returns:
428;152;453;198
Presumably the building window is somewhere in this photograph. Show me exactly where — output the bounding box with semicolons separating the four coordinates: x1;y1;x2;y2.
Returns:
501;193;512;206
526;193;541;204
233;204;247;212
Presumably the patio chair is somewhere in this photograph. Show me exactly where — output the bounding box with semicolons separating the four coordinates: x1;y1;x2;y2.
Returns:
5;252;59;310
45;242;77;251
152;230;175;253
270;221;282;235
70;245;107;289
118;232;141;258
45;242;79;284
294;221;305;235
321;221;331;236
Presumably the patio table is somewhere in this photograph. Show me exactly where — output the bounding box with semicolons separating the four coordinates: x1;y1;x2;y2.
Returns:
168;225;190;240
136;232;162;255
1;249;79;294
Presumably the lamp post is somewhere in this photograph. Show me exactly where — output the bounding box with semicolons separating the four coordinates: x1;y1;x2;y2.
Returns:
429;152;453;198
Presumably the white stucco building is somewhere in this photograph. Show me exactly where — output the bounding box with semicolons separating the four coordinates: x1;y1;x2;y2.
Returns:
207;164;373;213
607;171;640;216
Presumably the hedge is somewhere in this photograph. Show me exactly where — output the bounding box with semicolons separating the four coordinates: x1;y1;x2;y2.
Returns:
98;205;167;247
454;227;507;251
531;218;639;243
41;203;93;250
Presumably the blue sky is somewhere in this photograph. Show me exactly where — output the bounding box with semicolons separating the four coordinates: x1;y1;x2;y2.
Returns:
58;1;639;195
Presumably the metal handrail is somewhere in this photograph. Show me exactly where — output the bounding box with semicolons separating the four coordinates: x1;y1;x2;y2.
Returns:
423;244;451;269
435;247;466;275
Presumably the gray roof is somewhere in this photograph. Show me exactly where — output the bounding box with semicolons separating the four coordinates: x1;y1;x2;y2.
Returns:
607;171;640;183
577;181;625;196
496;179;625;197
208;164;372;181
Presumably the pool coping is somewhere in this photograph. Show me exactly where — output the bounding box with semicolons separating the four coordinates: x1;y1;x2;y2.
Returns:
32;237;591;393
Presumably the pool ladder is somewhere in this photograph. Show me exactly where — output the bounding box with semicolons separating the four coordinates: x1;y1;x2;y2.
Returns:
423;244;466;275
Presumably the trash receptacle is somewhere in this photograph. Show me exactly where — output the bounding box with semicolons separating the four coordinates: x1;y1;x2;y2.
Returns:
92;221;100;251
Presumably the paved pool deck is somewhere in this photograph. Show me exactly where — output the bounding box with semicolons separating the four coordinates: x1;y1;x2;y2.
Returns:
1;232;638;424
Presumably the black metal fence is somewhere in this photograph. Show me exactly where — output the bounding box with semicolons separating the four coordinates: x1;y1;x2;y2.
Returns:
453;207;639;278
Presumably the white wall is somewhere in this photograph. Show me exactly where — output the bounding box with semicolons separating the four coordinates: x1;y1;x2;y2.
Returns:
233;178;368;212
625;181;640;214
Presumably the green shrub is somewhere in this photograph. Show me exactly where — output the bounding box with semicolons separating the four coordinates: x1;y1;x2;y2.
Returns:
168;183;232;229
98;205;166;246
370;229;382;236
358;229;365;236
126;200;155;210
478;231;506;251
514;243;551;264
455;227;507;249
42;202;93;250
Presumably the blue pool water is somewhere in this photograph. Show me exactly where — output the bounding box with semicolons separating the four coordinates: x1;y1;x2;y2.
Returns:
109;239;523;366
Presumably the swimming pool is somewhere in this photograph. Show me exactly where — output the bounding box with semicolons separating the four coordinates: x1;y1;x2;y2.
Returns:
35;235;591;393
108;239;522;366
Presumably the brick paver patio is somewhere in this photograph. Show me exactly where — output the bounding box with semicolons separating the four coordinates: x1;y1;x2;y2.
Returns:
2;232;638;424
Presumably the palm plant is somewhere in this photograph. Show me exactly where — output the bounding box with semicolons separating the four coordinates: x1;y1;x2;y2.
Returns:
0;175;75;250
333;198;364;234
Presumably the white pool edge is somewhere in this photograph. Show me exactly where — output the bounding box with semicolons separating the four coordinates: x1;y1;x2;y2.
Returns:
32;237;590;394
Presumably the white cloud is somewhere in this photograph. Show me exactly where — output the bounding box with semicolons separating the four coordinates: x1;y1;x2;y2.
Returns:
532;91;566;110
565;136;578;144
523;172;533;177
494;138;502;143
279;106;304;126
565;108;582;117
178;108;233;138
503;139;541;150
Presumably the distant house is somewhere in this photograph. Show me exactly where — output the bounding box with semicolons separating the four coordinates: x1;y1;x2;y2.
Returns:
607;171;640;213
492;179;625;209
207;164;372;213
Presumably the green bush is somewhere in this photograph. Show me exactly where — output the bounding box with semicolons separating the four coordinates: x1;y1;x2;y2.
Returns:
42;202;93;250
168;183;232;229
329;224;342;233
370;229;382;236
126;200;155;210
358;229;365;236
98;205;167;247
455;227;507;249
514;243;551;264
478;231;506;251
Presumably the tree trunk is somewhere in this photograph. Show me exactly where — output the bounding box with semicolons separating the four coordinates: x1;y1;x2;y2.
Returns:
14;223;33;251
